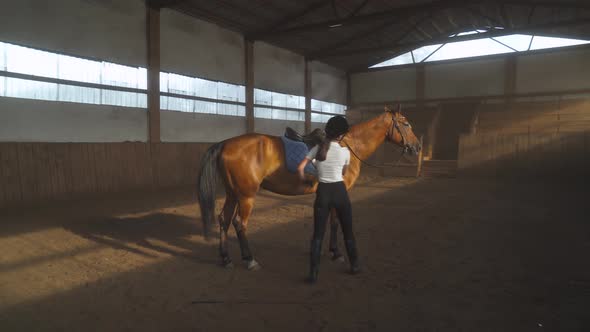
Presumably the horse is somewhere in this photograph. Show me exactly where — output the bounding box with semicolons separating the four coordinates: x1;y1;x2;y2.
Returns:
197;105;422;270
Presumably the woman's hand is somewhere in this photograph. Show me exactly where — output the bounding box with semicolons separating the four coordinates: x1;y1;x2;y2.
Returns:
297;158;310;181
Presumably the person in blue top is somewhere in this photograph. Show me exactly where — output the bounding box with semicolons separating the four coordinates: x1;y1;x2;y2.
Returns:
297;115;359;283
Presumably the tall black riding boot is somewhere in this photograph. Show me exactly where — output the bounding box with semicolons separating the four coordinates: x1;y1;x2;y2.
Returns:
307;239;322;283
344;239;360;274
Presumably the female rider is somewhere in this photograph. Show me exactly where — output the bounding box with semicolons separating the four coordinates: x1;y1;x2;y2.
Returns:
297;115;360;283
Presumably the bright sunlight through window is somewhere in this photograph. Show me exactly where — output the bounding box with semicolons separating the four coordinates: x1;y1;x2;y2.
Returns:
370;30;590;68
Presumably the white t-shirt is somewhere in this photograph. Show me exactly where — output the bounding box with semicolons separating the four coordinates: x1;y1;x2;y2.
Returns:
306;142;350;183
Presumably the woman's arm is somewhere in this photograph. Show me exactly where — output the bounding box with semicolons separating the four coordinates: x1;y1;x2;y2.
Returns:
342;148;350;176
297;158;310;180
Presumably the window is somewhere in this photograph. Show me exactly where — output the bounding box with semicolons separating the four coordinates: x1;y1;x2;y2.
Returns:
529;35;590;51
0;40;346;122
253;90;344;123
5;43;59;78
253;88;306;121
0;41;246;115
370;30;590;68
426;38;513;62
492;34;532;52
0;41;146;108
311;99;346;123
254;107;271;119
5;77;57;101
158;71;245;116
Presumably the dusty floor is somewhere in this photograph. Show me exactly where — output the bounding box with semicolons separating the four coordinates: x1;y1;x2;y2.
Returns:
0;176;589;332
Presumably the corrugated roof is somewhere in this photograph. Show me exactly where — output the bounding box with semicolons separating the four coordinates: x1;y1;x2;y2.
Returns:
154;0;590;71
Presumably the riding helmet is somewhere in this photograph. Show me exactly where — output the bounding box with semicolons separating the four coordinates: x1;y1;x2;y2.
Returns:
325;115;349;139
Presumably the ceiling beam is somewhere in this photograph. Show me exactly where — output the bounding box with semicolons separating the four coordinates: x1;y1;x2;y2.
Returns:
147;0;188;9
465;6;503;28
248;0;590;39
527;5;537;24
415;26;433;39
307;20;407;58
173;6;246;32
249;0;476;40
499;3;514;28
245;0;332;39
505;1;590;10
430;19;445;34
362;25;469;68
308;13;434;59
446;12;460;29
318;17;590;59
249;0;590;41
465;9;481;30
348;0;371;17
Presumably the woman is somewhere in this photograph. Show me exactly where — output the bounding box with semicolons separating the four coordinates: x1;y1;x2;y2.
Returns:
297;115;360;283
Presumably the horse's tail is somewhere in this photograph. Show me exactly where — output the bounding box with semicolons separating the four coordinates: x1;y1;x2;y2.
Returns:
197;141;225;239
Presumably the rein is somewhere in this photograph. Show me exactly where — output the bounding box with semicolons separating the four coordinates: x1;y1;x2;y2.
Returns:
344;141;406;169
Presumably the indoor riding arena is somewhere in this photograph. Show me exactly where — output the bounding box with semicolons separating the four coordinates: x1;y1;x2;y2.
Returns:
1;1;589;331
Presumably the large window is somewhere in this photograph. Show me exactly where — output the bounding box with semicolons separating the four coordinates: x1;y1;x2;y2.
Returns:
0;41;347;123
159;72;245;116
0;41;247;114
0;41;147;108
311;99;346;123
253;88;306;121
371;30;590;68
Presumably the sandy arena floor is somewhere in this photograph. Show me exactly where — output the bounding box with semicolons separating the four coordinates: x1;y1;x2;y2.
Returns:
0;176;588;332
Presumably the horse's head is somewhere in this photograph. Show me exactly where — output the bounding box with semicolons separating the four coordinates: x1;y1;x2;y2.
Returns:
384;105;422;156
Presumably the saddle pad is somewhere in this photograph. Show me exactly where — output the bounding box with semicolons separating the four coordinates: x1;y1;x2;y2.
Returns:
280;136;317;176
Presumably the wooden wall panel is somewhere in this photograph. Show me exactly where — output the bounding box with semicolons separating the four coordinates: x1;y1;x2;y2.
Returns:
477;100;590;135
0;143;21;208
0;142;212;208
17;144;35;202
458;131;590;178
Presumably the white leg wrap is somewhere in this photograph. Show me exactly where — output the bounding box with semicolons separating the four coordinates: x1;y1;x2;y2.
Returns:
246;259;261;271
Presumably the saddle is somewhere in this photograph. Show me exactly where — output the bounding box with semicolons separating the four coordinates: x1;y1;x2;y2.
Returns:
281;127;324;176
284;127;326;149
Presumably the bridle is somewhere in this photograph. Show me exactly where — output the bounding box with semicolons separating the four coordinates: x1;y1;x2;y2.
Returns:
388;113;412;153
344;112;412;168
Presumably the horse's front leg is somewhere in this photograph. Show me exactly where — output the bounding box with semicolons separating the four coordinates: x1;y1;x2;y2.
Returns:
328;209;345;263
233;196;261;271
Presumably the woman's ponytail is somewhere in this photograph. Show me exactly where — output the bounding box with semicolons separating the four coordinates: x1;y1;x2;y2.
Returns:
315;140;330;161
315;115;349;161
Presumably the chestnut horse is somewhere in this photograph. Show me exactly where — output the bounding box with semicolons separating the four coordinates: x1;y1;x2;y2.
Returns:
198;106;421;270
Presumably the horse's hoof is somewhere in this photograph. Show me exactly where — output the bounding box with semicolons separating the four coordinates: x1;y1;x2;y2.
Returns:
246;259;261;271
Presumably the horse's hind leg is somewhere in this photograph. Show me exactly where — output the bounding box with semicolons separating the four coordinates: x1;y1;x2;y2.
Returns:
233;196;261;271
219;196;237;268
328;209;345;263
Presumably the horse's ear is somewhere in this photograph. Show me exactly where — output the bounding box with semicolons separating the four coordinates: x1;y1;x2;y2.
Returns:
384;105;392;113
394;103;402;115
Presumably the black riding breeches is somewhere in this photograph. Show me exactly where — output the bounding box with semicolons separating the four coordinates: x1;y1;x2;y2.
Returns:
312;181;354;243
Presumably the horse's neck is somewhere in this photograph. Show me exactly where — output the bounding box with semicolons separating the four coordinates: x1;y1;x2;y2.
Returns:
346;113;390;160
